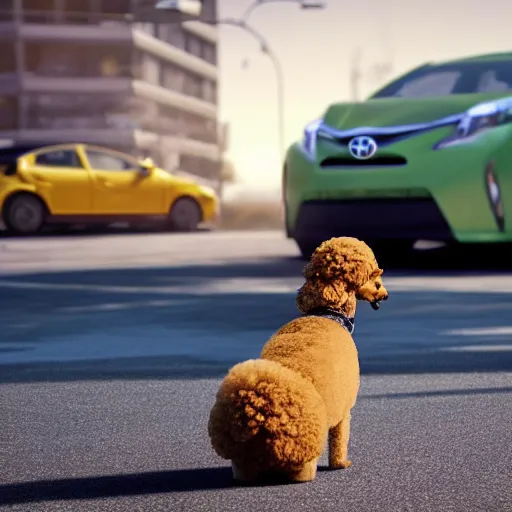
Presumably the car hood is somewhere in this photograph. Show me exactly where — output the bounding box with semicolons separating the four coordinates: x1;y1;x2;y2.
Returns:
322;92;512;130
156;168;216;196
157;169;193;185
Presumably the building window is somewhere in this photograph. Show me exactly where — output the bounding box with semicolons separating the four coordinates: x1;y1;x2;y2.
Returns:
0;43;15;76
185;34;202;58
22;0;57;23
24;93;156;131
132;98;160;132
202;79;217;104
139;53;216;103
161;62;185;92
201;42;217;65
179;154;220;180
26;94;103;130
156;23;170;43
139;53;160;85
0;96;19;131
183;73;203;98
157;24;186;49
100;0;131;16
199;0;217;21
22;0;132;24
159;105;217;144
61;0;92;22
0;0;14;21
134;22;155;36
24;42;132;78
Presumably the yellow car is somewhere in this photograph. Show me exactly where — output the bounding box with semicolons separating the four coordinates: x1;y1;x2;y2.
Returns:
0;142;219;235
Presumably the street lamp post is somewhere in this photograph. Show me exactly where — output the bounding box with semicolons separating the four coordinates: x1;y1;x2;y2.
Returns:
213;18;285;160
156;0;326;160
240;0;325;22
234;0;326;159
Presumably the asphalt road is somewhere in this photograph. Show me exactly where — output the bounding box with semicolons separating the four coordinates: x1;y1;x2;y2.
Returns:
1;231;511;512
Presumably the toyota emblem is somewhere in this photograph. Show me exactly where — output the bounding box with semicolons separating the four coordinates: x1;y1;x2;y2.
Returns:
348;136;378;160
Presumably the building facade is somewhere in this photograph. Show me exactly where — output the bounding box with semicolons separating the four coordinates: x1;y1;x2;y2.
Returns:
0;0;222;186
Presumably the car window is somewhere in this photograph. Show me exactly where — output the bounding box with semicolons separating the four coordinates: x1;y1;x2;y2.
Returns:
86;149;136;171
370;60;512;99
395;71;460;98
476;70;511;93
35;149;82;168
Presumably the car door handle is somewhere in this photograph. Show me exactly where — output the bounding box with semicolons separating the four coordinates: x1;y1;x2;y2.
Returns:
98;177;113;187
33;174;51;185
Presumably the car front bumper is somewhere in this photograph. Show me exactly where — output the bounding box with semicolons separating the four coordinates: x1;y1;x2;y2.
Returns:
293;197;453;242
200;194;220;223
284;125;512;243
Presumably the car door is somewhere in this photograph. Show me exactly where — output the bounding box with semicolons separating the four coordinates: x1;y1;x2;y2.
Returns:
24;146;93;215
84;147;166;215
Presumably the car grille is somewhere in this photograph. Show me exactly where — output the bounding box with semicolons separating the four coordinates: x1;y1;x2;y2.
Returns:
322;123;442;147
320;155;407;168
293;198;454;241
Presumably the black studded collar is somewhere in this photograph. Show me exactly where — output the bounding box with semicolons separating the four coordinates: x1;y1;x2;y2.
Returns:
304;307;355;334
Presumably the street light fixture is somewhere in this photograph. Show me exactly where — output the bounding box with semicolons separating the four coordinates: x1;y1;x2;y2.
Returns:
155;0;202;17
155;0;326;17
299;0;326;8
153;0;327;158
240;0;326;22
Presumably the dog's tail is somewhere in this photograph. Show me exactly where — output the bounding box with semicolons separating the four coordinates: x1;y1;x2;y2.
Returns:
208;359;327;469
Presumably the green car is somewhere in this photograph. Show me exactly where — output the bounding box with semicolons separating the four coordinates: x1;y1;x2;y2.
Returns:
283;52;512;258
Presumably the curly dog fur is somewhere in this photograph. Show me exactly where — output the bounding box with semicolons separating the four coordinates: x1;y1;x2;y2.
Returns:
208;237;389;484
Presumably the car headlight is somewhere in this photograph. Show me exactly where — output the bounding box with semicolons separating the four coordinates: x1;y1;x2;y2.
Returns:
435;96;512;149
199;185;216;197
300;119;336;159
301;119;323;159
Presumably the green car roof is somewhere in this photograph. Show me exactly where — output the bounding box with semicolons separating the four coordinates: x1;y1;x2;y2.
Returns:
437;51;512;65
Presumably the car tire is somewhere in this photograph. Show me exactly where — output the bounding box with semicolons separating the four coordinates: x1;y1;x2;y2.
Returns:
3;193;46;236
168;197;202;232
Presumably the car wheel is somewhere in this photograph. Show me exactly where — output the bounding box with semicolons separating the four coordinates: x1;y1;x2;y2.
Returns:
168;197;202;232
3;193;46;236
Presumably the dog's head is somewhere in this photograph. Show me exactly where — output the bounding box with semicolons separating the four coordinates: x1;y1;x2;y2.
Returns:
296;237;389;314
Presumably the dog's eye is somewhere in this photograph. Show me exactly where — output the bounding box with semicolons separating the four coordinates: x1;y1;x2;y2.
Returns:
375;282;381;290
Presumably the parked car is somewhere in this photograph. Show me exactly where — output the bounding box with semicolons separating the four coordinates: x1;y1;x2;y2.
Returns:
283;52;512;258
0;142;218;235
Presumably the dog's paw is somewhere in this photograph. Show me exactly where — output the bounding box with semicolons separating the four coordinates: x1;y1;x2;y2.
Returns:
329;460;352;470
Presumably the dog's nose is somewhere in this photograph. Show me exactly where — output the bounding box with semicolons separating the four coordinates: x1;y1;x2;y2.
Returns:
383;294;389;301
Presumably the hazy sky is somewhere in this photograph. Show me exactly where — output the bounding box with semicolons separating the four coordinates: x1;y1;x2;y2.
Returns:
216;0;512;193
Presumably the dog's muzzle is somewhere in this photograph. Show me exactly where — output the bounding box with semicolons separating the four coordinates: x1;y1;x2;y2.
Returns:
371;294;388;310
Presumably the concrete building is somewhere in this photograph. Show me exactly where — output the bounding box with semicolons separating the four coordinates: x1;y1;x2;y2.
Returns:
0;0;222;185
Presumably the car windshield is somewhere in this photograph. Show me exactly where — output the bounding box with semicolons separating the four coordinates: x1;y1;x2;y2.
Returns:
370;59;512;99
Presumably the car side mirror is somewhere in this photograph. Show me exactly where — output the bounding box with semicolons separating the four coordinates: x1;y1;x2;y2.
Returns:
16;159;29;173
139;157;155;174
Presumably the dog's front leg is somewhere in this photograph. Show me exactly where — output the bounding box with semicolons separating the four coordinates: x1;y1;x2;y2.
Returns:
328;412;352;469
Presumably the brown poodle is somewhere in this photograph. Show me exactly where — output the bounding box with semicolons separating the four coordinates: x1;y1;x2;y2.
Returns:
208;237;389;484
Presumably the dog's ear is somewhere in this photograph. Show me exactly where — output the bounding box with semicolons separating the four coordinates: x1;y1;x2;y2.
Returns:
296;279;349;315
370;268;383;279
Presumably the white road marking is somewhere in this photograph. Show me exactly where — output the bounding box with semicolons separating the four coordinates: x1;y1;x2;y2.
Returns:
1;275;512;294
440;345;512;352
443;326;512;336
